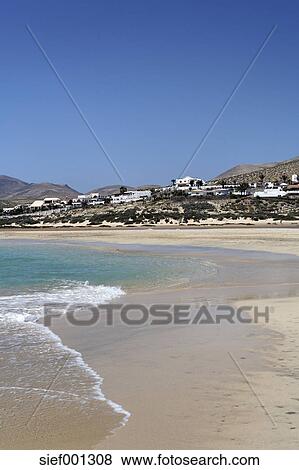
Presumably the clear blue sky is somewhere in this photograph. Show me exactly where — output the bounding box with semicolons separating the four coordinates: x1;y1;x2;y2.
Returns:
1;0;299;192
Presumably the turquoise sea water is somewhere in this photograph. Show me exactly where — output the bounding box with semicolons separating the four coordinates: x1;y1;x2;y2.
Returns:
0;240;217;325
0;240;216;294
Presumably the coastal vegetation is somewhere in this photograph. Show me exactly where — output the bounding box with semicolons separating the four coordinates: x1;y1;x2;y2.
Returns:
1;196;298;227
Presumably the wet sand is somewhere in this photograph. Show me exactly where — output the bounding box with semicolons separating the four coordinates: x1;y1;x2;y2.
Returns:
50;286;299;449
0;312;128;450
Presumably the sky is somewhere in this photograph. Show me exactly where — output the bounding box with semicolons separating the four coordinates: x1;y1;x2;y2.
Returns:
1;0;299;192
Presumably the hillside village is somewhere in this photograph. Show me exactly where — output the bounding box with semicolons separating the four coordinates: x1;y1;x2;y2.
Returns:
1;156;299;227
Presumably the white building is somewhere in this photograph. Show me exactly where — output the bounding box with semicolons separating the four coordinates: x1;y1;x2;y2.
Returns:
172;176;205;191
89;200;105;206
43;197;61;204
2;207;16;214
79;192;100;200
3;205;25;214
111;190;151;204
29;197;64;211
253;188;287;198
30;200;46;210
190;184;232;197
71;201;83;208
77;194;89;201
75;193;105;205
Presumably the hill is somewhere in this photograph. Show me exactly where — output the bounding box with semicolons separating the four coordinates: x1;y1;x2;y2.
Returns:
89;184;161;195
137;184;161;190
0;175;29;198
215;162;277;180
2;181;80;202
212;156;299;184
89;185;135;196
5;182;80;201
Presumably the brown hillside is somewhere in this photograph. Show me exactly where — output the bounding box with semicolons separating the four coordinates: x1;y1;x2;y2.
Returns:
212;156;299;184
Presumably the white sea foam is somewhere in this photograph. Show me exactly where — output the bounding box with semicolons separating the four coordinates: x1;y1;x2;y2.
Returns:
0;281;125;323
0;281;130;428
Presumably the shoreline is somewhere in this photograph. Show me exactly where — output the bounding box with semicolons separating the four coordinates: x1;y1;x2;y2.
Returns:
1;222;299;231
1;226;299;257
1;230;299;448
45;236;299;449
51;285;299;449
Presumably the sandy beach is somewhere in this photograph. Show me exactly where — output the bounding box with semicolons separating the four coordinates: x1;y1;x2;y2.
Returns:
1;227;299;449
1;226;299;256
48;289;299;449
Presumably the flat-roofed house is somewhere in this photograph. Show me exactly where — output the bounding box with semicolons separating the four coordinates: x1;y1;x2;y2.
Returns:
253;188;287;198
30;200;45;210
111;190;151;204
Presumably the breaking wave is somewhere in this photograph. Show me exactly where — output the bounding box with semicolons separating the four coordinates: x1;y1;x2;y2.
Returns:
0;280;125;323
0;281;130;437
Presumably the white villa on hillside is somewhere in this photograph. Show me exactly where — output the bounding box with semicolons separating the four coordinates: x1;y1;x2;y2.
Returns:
30;200;46;210
43;197;61;205
77;193;100;201
172;176;205;191
190;184;232;197
253;187;287;198
29;197;64;211
2;205;24;214
73;192;106;207
111;190;151;204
